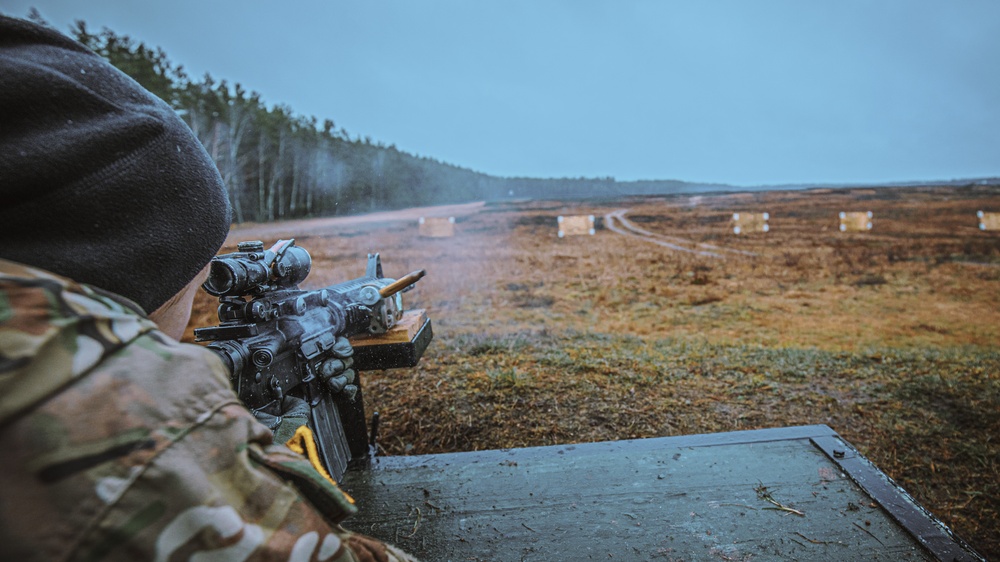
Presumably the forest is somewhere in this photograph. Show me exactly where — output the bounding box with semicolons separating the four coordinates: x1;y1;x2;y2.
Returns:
59;18;732;224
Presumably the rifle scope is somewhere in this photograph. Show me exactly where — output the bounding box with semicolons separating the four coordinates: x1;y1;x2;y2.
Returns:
203;239;312;297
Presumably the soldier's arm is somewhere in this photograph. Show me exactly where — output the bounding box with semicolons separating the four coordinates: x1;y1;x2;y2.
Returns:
0;271;416;562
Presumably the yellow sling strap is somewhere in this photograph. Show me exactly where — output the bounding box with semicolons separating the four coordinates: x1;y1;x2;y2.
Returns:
285;425;355;504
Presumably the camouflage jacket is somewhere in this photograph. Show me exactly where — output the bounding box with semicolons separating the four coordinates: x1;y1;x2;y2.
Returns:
0;259;416;562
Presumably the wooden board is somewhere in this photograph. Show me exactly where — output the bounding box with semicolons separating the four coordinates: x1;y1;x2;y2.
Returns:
978;211;1000;231
557;215;595;237
351;309;428;347
419;217;455;237
840;211;873;232
731;212;770;234
342;425;981;561
349;311;432;371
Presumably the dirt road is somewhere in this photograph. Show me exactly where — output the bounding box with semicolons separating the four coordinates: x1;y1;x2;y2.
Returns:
226;201;486;243
603;208;755;257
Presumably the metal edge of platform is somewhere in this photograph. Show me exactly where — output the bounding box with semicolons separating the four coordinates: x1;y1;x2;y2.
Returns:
810;434;984;562
359;424;839;472
352;424;985;561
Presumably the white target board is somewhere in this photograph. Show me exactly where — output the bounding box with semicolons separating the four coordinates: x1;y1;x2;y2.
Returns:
418;216;456;237
557;215;595;237
730;212;770;234
839;211;873;232
978;211;1000;231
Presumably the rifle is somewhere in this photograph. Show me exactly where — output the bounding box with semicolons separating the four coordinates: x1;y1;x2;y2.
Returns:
193;239;432;481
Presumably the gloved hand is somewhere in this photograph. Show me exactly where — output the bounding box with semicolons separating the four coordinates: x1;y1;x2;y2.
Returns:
251;337;357;443
253;395;311;444
316;336;358;402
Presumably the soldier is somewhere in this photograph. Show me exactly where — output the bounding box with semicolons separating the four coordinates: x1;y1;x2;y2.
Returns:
0;15;416;562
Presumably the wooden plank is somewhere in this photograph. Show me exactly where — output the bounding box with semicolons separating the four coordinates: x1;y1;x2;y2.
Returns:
351;309;428;347
350;313;432;371
342;425;981;561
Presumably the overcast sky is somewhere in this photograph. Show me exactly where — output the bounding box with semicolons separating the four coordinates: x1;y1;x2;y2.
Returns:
5;1;1000;185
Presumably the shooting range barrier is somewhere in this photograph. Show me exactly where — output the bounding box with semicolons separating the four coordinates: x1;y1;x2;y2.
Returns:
840;211;873;232
978;211;999;231
418;216;455;237
557;215;595;237
343;425;982;561
731;212;770;234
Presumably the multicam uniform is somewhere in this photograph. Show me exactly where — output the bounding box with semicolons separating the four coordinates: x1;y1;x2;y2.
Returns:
0;259;416;562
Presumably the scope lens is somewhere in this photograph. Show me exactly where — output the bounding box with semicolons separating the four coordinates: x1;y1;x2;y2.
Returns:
203;261;237;296
201;247;299;297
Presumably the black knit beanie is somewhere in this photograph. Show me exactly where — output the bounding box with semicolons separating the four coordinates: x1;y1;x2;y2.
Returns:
0;16;232;313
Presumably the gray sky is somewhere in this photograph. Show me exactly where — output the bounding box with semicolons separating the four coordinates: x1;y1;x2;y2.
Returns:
6;1;1000;185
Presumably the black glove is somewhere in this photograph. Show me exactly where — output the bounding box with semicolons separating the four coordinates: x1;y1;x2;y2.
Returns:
317;336;358;401
253;395;311;444
252;337;357;443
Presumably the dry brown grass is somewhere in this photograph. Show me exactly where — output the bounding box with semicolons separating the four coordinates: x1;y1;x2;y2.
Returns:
187;184;1000;557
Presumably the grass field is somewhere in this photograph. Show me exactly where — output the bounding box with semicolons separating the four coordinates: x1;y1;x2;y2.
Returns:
187;184;1000;557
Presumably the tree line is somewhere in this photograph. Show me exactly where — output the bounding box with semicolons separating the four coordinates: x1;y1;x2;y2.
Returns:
49;17;715;223
64;20;517;223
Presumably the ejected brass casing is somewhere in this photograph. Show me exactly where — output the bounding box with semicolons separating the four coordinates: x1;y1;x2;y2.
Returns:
379;269;427;298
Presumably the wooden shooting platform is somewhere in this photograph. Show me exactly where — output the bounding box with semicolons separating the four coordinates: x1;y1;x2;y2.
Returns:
341;425;981;561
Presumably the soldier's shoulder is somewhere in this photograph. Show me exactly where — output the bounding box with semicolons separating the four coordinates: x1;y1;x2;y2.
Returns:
0;259;164;423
